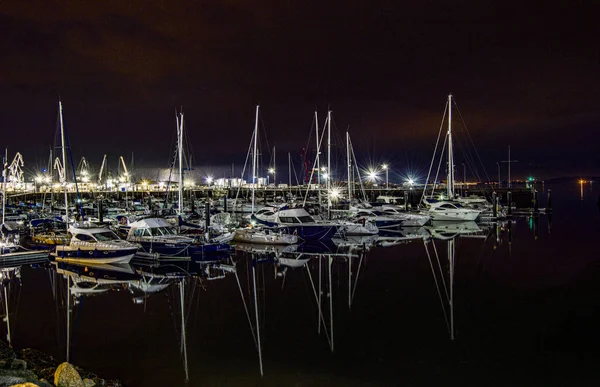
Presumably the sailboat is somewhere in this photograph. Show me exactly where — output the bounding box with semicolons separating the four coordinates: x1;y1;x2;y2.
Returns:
420;95;482;222
235;106;299;245
423;235;457;340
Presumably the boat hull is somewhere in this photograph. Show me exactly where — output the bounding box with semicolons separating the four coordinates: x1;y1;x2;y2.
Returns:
233;229;298;245
52;246;137;264
136;241;231;259
426;211;479;221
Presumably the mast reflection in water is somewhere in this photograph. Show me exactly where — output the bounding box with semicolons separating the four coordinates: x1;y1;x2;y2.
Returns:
3;185;600;386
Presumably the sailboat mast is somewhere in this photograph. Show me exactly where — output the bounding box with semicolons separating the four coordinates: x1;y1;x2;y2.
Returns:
3;286;11;346
66;275;71;362
180;279;189;381
2;148;7;226
447;94;454;199
346;131;351;205
178;113;184;215
288;152;291;192
508;145;511;189
327;110;332;212
449;238;455;340
59;101;69;227
251;105;259;214
315;111;321;204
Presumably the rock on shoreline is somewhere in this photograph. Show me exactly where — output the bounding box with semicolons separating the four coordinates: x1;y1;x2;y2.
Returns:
0;341;121;387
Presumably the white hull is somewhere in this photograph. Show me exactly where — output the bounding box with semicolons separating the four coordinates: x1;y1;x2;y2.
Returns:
52;252;134;265
426;211;479;222
233;229;298;245
339;221;379;236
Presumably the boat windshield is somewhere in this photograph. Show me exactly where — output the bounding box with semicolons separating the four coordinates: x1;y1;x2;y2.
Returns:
279;216;300;224
149;227;177;236
297;215;315;223
93;231;120;241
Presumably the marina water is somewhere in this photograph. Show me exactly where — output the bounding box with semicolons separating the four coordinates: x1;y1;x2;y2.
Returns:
4;181;600;386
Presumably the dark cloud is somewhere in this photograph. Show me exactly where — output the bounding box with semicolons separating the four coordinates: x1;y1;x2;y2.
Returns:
0;0;598;179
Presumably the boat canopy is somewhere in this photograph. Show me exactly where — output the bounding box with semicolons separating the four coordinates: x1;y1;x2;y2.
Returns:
128;217;173;229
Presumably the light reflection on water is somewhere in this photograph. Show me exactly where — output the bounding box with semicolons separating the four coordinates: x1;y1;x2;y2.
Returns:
2;183;600;386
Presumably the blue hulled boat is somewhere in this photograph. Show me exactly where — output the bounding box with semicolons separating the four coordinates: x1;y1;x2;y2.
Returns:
252;208;339;241
126;218;231;260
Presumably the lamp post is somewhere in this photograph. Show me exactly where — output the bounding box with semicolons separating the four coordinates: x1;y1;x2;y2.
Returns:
382;164;389;189
35;176;43;193
367;170;378;184
497;162;500;188
269;168;275;186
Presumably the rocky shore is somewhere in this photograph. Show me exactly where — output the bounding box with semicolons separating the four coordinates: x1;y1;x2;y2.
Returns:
0;341;121;387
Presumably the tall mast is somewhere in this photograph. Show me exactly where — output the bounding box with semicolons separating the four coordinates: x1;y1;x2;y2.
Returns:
273;145;276;185
447;94;454;199
66;275;71;362
178;112;184;216
346;131;351;206
180;279;189;382
327;110;332;212
315;111;321;205
288;152;291;193
2;148;6;226
448;238;455;340
508;145;511;189
251;105;259;214
59;101;69;227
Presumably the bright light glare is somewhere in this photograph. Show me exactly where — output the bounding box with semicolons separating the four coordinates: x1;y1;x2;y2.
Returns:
268;168;275;174
368;170;378;181
382;164;388;170
322;173;329;180
206;176;214;184
329;188;340;200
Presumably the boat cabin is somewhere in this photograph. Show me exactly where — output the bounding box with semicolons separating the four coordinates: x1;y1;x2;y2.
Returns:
69;227;122;244
277;209;317;224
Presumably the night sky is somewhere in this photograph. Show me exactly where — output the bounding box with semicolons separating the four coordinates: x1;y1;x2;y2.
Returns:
1;1;598;181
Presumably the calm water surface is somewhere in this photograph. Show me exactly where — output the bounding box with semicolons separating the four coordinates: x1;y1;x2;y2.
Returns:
4;182;600;386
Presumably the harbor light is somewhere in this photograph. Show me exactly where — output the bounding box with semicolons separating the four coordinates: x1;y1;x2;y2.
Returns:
322;173;329;180
268;168;275;174
382;164;389;188
407;178;414;186
329;187;340;201
206;176;214;185
35;175;43;183
367;170;378;182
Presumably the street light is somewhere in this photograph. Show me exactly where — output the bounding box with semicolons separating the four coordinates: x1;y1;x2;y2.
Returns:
497;162;501;187
33;175;42;193
367;170;378;183
329;187;340;202
269;167;275;186
381;164;389;188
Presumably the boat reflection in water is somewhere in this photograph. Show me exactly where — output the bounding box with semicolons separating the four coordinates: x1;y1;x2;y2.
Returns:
1;265;22;347
233;236;373;375
422;221;490;340
52;254;236;384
